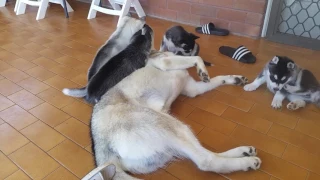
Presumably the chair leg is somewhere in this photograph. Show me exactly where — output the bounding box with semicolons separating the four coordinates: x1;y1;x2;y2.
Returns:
14;0;19;12
61;0;69;18
0;0;6;7
36;0;49;20
108;0;121;10
87;0;100;19
117;0;132;27
132;0;145;18
16;0;27;15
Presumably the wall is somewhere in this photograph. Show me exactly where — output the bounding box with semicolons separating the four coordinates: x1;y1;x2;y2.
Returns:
98;0;268;38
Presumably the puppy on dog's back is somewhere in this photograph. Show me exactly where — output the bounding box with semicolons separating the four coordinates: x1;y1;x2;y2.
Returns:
62;16;146;101
64;24;154;104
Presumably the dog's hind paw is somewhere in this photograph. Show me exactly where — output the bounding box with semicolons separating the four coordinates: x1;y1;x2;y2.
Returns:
243;157;261;171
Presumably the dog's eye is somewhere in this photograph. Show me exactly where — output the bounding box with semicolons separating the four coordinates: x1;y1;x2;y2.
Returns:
274;75;278;80
281;76;286;81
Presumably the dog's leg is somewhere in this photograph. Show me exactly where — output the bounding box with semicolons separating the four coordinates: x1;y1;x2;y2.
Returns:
182;75;248;97
148;55;210;82
244;71;266;91
172;124;261;173
286;94;306;110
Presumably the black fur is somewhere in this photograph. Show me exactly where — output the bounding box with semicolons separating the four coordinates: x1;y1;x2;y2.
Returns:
268;56;294;84
85;25;153;104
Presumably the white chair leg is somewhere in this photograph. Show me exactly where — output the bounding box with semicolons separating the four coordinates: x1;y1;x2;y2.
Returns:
14;0;19;12
0;0;6;7
117;0;132;27
132;0;145;18
87;0;100;19
36;0;49;20
16;1;27;15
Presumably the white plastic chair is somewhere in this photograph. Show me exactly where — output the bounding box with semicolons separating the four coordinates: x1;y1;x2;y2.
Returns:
87;0;145;27
14;0;74;20
0;0;6;7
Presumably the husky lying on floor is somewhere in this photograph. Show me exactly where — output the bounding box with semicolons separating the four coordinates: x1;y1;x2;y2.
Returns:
86;45;261;179
244;56;320;110
63;16;146;103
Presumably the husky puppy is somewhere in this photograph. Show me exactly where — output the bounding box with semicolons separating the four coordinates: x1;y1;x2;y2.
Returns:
63;24;154;104
244;56;320;110
87;15;146;80
87;49;262;179
160;26;212;66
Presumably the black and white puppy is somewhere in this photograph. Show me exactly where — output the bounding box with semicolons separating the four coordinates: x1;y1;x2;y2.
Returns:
160;26;212;66
63;25;154;104
244;56;320;110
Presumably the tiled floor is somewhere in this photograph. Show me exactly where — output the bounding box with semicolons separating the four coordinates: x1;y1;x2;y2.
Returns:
1;1;320;180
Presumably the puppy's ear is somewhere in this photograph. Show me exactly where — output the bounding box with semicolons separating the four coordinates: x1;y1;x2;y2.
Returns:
189;33;200;40
270;56;279;65
287;62;295;69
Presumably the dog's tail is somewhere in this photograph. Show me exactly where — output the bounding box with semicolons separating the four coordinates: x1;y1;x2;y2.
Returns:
62;87;87;98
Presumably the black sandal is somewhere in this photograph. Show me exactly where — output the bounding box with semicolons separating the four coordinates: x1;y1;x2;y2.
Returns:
219;45;256;64
195;23;229;36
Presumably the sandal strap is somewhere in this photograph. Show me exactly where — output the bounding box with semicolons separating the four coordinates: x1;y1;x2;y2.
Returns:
201;23;211;34
232;46;251;61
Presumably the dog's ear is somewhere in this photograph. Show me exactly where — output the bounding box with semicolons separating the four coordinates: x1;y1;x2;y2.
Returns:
189;33;200;40
270;56;279;65
287;62;295;69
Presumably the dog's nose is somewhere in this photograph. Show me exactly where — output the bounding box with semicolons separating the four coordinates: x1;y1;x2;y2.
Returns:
273;88;279;91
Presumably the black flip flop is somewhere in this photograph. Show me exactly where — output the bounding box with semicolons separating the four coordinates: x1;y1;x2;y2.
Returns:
195;23;229;36
219;45;256;64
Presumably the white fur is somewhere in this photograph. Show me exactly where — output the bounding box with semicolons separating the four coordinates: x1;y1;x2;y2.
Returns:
88;51;261;180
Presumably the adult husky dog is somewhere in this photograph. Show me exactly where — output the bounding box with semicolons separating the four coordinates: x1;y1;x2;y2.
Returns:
63;16;146;102
85;52;262;179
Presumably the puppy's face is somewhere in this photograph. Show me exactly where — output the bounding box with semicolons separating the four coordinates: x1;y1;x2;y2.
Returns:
178;33;199;53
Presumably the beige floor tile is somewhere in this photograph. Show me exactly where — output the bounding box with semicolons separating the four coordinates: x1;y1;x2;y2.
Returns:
49;65;81;80
186;108;236;135
0;123;29;155
7;90;44;110
37;87;75;109
184;95;228;116
0;79;22;96
9;143;60;180
5;58;36;71
21;121;65;151
55;118;90;147
0;152;18;179
0;68;29;83
38;48;64;60
25;66;56;81
62;101;92;125
0;105;38;130
17;77;50;94
23;42;46;52
48;140;95;178
44;75;79;91
29;103;70;127
44;166;79;180
171;100;195;118
0;94;14;111
5;170;31;180
32;57;59;70
221;107;272;134
0;60;12;72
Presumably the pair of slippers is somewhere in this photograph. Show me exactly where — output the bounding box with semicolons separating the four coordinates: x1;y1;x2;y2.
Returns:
196;23;256;64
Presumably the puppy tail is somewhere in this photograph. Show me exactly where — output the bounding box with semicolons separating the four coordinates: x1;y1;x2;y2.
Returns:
62;87;87;98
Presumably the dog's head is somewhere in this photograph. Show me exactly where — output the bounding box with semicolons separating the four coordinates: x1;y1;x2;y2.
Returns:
118;15;146;37
130;24;154;52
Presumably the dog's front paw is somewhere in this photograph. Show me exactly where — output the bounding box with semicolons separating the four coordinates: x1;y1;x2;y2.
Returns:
244;83;258;91
233;76;248;86
271;99;282;109
197;68;210;83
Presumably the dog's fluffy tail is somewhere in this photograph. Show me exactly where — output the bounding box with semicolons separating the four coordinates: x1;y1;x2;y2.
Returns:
62;87;87;98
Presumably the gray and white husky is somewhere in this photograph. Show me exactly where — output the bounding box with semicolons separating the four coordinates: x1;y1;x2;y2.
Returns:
62;16;145;100
244;56;320;110
86;47;262;179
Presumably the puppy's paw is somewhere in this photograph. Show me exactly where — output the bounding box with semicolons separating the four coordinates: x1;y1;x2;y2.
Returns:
243;157;261;171
197;68;210;83
244;83;258;91
271;99;282;109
